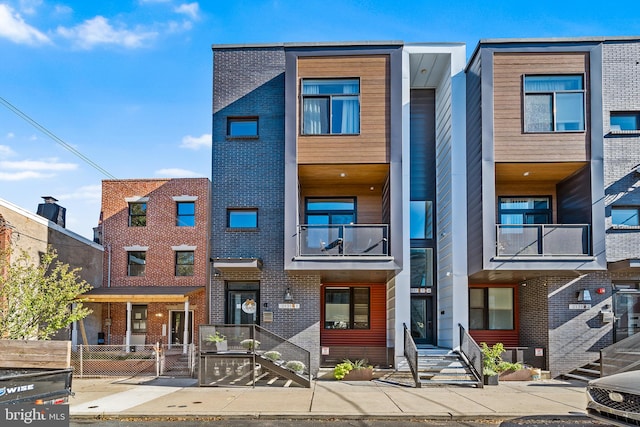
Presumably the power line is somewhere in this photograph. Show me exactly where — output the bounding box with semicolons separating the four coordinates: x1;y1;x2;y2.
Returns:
0;96;118;180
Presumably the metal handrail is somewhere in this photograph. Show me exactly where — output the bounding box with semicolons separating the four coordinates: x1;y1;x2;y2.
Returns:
297;224;389;256
403;323;420;388
458;323;483;387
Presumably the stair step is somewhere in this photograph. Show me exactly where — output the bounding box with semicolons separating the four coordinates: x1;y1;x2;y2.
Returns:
576;367;600;375
562;373;593;382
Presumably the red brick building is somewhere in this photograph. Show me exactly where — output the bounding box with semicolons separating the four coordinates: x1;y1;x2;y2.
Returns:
86;178;211;352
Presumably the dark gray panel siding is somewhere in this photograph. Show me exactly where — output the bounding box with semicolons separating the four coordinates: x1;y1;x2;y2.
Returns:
410;89;436;201
557;165;592;224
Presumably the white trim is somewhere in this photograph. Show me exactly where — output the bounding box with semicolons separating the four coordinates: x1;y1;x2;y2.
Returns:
172;195;198;202
124;196;149;203
171;245;196;251
124;245;149;251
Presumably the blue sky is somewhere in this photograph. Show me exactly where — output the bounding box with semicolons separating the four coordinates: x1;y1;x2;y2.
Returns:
2;0;640;240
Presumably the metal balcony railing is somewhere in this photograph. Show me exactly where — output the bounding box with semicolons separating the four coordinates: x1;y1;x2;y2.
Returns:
297;224;389;256
496;224;591;257
600;332;640;377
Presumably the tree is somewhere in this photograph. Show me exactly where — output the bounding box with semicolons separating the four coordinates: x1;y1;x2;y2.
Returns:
0;247;92;340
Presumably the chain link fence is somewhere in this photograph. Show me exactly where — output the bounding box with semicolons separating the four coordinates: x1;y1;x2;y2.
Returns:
71;343;196;378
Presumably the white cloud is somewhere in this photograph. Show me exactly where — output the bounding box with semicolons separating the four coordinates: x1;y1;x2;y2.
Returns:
19;0;42;15
58;184;102;202
139;0;171;3
0;145;15;157
0;4;51;45
0;159;77;171
5;132;15;139
53;4;73;15
155;168;202;178
180;133;211;150
56;16;158;49
0;170;55;181
174;3;200;20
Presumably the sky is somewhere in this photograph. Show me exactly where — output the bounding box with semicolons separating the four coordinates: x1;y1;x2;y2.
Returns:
2;0;640;241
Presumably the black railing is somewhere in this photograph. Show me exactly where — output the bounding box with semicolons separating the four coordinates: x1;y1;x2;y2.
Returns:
458;323;483;388
600;332;640;377
403;323;420;388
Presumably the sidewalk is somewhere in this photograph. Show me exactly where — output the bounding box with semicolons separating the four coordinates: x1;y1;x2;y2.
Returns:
69;376;589;420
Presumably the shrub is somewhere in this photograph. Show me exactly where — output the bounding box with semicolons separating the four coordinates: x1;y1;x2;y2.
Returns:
285;360;305;373
264;351;281;361
240;339;260;351
334;361;353;380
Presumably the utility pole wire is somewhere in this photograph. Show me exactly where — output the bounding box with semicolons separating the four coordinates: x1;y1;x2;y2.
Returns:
0;96;118;180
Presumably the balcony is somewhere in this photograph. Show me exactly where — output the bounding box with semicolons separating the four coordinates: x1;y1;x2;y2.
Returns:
297;224;389;257
496;224;591;258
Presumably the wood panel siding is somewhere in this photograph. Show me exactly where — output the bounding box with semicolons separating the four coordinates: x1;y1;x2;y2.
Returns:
297;55;389;164
301;185;383;224
320;283;387;348
493;52;590;162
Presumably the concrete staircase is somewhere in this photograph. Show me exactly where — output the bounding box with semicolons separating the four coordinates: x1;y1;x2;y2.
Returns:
559;359;601;383
390;347;481;387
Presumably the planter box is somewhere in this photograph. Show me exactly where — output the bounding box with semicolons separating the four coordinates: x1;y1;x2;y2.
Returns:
483;374;499;385
499;369;532;381
343;367;373;381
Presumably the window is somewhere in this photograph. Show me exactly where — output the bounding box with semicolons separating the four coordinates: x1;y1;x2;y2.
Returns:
128;202;147;227
176;202;195;227
610;112;640;132
612;207;640;226
498;196;551;224
227;209;258;228
175;251;194;276
410;248;433;288
524;75;585;132
302;79;360;135
410;201;433;239
324;287;369;329
469;287;514;330
131;305;147;333
227;117;258;137
127;251;146;276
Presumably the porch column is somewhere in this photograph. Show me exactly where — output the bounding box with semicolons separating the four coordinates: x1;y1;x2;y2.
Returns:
182;299;189;354
126;301;132;352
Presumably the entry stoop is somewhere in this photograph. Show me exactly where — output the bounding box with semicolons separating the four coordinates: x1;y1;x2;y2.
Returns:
389;347;482;387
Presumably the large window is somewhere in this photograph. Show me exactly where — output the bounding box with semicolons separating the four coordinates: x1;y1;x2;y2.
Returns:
410;248;433;288
131;305;147;333
524;75;585;132
227;117;258;137
227;208;258;228
410;201;433;239
612;207;640;226
127;251;146;276
176;202;195;227
469;287;514;330
610;111;640;132
324;287;369;329
175;251;194;276
128;202;147;227
302;79;360;135
498;196;551;225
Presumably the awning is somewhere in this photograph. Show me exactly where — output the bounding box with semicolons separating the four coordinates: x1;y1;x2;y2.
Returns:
81;286;205;303
212;257;263;271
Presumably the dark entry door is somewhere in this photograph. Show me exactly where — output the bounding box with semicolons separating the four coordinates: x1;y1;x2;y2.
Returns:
170;311;193;344
410;296;434;345
613;291;640;342
227;289;259;325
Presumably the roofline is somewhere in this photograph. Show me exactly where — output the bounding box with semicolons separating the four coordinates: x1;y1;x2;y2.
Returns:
0;197;103;251
466;35;640;72
212;40;404;50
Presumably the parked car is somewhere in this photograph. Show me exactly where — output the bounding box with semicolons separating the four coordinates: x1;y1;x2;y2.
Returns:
586;370;640;426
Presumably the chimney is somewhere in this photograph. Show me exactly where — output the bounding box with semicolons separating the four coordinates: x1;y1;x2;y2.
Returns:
36;196;66;228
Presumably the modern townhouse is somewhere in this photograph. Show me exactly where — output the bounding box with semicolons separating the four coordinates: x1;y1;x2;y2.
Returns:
466;37;640;377
86;178;211;352
211;41;467;375
0;197;103;343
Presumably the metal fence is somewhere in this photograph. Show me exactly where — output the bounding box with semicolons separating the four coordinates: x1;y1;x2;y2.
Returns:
458;323;483;387
71;343;196;378
403;323;420;388
600;332;640;377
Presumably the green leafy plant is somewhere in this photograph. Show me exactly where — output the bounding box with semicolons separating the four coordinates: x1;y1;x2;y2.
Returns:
481;342;505;376
204;331;226;343
240;339;260;351
497;360;523;372
333;359;371;380
285;360;305;373
264;350;281;361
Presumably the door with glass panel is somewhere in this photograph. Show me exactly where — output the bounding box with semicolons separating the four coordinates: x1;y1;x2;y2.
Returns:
613;291;640;342
170;311;193;345
410;297;434;345
226;282;259;325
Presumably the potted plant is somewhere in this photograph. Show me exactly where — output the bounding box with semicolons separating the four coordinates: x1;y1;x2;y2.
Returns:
285;360;305;374
481;342;504;385
263;350;281;362
334;359;374;381
240;339;260;351
204;331;227;352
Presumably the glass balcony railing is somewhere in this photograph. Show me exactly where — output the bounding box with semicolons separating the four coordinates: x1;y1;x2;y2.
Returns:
496;224;591;257
297;224;389;256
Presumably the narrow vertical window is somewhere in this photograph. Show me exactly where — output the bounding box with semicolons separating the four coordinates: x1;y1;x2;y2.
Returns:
127;251;146;276
176;202;195;227
175;251;194;276
129;202;147;227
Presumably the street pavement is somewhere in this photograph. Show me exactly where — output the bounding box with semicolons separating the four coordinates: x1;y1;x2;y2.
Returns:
69;376;590;421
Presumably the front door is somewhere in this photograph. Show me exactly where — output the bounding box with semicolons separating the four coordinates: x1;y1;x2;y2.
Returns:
170;311;193;345
613;291;640;342
227;289;259;325
410;296;435;345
